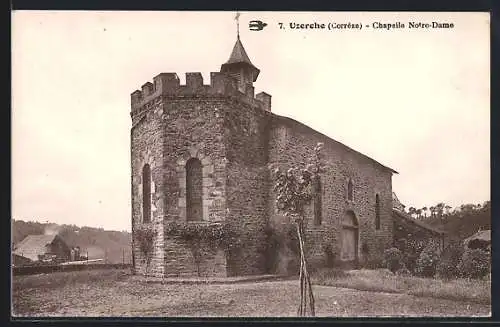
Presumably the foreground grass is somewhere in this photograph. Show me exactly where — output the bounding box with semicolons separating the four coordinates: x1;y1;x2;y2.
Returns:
12;269;490;317
312;268;491;305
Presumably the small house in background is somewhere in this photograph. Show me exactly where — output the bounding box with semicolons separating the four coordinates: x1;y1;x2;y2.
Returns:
13;234;71;264
392;192;406;212
464;229;490;252
392;192;446;251
12;253;32;267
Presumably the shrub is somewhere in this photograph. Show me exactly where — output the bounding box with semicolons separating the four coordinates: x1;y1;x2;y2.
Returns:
395;238;407;253
312;267;349;283
436;241;465;279
261;223;300;275
383;247;403;273
396;265;411;276
135;225;157;260
404;239;426;273
363;258;384;270
322;242;335;268
457;248;490;279
415;242;441;278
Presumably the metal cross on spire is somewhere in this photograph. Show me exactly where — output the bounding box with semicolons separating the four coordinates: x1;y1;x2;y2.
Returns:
235;11;241;38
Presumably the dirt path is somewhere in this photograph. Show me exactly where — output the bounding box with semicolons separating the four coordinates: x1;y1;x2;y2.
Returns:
13;272;490;317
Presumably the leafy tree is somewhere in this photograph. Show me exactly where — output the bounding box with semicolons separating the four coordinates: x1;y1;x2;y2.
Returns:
271;142;325;317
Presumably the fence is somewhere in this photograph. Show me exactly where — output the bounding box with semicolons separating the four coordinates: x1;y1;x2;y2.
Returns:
13;263;132;276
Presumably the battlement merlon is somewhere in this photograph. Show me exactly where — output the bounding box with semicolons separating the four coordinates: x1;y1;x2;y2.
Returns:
130;72;272;114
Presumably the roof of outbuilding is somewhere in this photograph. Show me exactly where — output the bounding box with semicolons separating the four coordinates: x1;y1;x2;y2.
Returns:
13;234;63;257
464;230;490;243
392;208;446;235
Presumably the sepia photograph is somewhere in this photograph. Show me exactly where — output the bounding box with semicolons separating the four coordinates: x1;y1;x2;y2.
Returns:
11;11;490;318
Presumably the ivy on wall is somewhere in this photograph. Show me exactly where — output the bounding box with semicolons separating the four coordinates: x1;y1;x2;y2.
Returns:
135;224;158;274
165;221;242;252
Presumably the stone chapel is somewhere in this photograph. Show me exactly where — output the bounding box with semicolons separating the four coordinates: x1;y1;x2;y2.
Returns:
130;34;397;277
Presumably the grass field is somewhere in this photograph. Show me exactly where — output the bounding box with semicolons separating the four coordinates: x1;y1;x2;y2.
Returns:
12;269;491;317
312;268;491;305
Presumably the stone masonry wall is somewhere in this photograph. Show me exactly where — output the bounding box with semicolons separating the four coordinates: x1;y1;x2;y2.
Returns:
131;97;167;277
223;98;272;276
162;97;231;277
131;71;274;277
267;116;394;273
132;70;394;277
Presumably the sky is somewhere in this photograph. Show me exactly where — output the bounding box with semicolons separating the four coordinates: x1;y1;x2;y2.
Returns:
11;11;490;232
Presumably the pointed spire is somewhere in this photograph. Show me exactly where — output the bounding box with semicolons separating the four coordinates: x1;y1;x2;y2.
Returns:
225;37;254;66
221;36;260;82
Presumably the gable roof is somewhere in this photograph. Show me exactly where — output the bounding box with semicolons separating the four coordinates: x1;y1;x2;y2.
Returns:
12;253;32;265
392;208;445;236
464;229;490;244
13;234;67;261
272;114;398;174
392;192;406;210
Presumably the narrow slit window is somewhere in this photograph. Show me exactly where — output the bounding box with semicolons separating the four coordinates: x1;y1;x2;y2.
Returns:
186;158;203;221
347;179;353;201
142;164;151;223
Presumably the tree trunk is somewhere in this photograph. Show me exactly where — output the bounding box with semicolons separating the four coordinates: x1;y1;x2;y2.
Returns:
296;220;315;316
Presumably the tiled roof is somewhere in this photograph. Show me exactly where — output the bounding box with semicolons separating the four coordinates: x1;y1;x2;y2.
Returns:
221;36;260;82
272;114;398;174
464;230;490;243
392;208;445;235
13;234;62;261
224;36;255;66
392;192;405;210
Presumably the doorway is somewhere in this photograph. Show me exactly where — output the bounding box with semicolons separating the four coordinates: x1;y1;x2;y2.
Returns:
341;210;359;263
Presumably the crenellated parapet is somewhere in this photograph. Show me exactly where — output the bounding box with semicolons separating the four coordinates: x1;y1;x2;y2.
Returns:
130;72;272;116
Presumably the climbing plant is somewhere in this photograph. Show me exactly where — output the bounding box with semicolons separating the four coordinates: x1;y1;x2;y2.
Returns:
164;221;242;276
164;221;242;250
135;224;157;275
271;142;326;317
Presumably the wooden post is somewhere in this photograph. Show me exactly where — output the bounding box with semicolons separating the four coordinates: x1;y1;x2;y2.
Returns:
296;219;315;317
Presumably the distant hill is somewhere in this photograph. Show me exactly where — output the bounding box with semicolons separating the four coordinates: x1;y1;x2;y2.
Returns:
418;201;491;242
12;220;132;264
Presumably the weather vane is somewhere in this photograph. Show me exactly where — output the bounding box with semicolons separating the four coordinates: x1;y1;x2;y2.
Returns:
235;11;240;37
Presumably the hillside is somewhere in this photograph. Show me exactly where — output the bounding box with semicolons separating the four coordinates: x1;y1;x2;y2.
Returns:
12;220;132;264
412;201;491;242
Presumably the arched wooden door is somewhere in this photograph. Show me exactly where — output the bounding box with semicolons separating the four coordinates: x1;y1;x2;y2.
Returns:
341;210;359;262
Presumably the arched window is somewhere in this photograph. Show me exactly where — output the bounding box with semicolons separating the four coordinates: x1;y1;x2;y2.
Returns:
375;194;381;230
347;178;353;201
186;158;203;221
142;164;151;223
313;177;322;226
